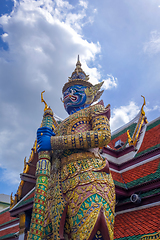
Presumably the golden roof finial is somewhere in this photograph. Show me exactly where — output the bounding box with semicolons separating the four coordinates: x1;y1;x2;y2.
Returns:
127;130;132;146
23;157;26;171
141;95;146;116
23;156;29;174
127;96;148;147
10;192;14;209
41;91;48;112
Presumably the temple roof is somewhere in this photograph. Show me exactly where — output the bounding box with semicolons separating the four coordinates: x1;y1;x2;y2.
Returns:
0;207;19;240
8;94;160;239
135;117;160;157
111;157;160;189
114;205;160;239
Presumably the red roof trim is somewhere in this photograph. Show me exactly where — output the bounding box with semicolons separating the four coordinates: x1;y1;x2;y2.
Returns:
108;147;160;171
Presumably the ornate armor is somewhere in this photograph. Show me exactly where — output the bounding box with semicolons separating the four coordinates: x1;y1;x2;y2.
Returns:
30;57;116;240
45;103;115;240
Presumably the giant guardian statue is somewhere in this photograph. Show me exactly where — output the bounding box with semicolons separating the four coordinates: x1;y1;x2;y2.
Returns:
28;57;115;240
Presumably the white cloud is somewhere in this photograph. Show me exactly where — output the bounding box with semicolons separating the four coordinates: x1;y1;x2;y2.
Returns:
0;0;117;190
145;104;160;113
79;0;88;9
153;105;160;111
110;101;139;132
0;0;102;187
143;30;160;55
102;74;118;90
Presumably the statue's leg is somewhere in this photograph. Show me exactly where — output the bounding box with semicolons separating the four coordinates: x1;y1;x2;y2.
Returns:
65;172;115;240
88;207;111;240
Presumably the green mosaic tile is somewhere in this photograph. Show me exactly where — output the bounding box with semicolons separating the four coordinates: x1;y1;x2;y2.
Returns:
16;197;34;208
13;188;35;209
111;123;136;141
135;144;160;158
0;233;18;239
114;160;160;189
140;188;160;197
0;218;19;228
114;180;126;189
126;161;160;188
114;234;142;240
146;119;160;132
0;207;10;215
114;232;159;240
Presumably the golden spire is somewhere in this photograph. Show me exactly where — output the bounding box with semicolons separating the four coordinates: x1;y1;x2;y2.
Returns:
10;192;14;209
23;156;29;174
75;55;83;74
23;157;27;171
41;91;49;112
127;96;148;146
141;95;146;116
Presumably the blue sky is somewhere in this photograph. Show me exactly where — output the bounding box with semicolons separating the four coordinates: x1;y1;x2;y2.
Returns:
0;0;160;196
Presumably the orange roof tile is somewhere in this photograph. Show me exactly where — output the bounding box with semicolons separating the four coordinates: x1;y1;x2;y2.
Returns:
0;209;16;226
137;124;160;154
110;171;124;183
114;205;160;238
0;225;19;238
121;158;160;184
108;132;128;150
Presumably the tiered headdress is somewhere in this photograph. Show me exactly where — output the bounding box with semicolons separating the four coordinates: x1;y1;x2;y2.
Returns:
62;56;104;105
62;56;92;93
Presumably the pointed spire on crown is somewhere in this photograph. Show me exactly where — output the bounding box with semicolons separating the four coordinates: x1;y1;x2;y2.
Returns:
62;55;92;93
76;55;81;69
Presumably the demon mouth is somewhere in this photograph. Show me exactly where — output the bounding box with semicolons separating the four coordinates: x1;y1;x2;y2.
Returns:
70;95;78;101
63;94;78;102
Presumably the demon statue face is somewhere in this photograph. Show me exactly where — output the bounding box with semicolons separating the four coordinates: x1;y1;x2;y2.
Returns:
63;85;89;115
62;57;104;115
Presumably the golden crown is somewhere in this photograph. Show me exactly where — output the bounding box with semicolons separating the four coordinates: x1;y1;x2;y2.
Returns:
62;56;93;93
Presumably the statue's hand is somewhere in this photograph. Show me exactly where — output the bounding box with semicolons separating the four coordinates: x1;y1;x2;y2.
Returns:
37;127;55;153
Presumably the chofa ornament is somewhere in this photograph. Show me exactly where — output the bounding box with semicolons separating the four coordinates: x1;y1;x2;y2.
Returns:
28;56;115;240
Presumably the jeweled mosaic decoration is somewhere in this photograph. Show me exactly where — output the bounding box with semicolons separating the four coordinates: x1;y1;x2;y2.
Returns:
28;108;53;240
29;58;115;240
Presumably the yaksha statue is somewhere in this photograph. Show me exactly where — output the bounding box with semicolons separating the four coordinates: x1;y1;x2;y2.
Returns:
36;58;115;240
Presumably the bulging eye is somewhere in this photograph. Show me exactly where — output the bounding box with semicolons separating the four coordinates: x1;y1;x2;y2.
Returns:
70;89;76;94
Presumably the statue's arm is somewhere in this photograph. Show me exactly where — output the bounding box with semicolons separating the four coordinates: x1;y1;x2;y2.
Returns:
51;114;111;150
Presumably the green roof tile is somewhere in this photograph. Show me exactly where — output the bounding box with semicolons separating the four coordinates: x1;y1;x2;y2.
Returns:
114;180;126;188
0;207;10;215
146;119;160;132
111;123;136;141
12;188;35;210
0;218;19;228
114;232;160;240
135;144;160;158
14;197;34;209
0;233;18;240
126;161;160;188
